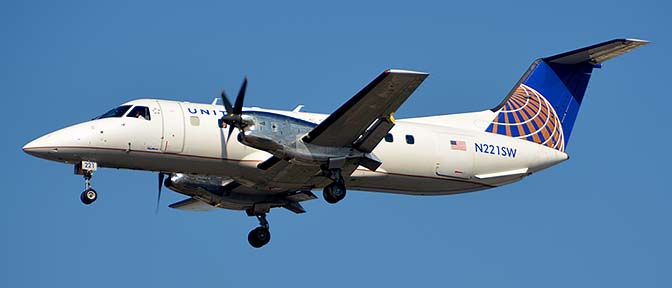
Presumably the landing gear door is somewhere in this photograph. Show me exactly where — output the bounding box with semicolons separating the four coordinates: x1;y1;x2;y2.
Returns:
435;134;474;179
158;101;185;153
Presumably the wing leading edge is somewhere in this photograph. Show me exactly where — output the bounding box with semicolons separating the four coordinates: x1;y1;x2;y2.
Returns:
303;69;428;150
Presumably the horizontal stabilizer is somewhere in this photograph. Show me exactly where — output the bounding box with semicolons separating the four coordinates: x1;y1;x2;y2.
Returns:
544;38;649;65
169;198;216;211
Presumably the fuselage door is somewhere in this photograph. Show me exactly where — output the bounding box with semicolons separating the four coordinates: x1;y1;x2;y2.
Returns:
158;101;185;153
435;134;474;179
120;104;162;152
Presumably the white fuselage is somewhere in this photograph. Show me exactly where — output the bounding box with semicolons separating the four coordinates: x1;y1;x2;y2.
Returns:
23;99;569;196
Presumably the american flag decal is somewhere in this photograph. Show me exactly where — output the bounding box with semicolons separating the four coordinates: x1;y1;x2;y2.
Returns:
450;140;466;151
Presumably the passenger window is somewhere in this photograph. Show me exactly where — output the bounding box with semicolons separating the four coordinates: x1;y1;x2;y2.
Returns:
405;135;415;144
190;116;200;126
126;106;151;120
384;133;394;142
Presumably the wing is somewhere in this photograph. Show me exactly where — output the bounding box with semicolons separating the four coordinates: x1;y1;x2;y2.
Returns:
164;174;318;214
303;69;428;151
255;156;363;196
191;70;427;213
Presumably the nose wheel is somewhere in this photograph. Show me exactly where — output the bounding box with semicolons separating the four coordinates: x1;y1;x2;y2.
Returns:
248;213;271;248
80;188;97;205
75;161;99;205
80;171;98;205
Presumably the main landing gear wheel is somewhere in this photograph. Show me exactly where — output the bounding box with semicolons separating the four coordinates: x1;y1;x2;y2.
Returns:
323;168;347;204
323;182;346;204
80;188;97;205
248;226;271;248
248;213;271;248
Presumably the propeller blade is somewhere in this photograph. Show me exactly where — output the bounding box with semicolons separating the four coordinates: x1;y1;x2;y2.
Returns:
221;90;233;114
156;172;165;214
233;77;247;115
227;125;235;141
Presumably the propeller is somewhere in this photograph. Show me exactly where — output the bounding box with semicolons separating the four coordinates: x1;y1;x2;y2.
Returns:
219;77;248;140
156;172;167;214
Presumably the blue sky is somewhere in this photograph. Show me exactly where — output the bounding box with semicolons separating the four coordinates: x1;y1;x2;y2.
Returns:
2;0;670;287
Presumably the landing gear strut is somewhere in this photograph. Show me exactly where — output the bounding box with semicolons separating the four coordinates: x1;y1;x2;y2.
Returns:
323;168;346;204
247;213;271;248
75;161;98;205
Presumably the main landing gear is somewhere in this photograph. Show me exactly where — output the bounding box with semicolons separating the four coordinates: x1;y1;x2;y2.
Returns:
323;168;346;204
75;161;98;205
247;213;271;248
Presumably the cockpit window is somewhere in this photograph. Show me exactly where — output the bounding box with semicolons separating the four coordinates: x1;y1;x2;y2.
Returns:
126;106;151;120
96;105;132;119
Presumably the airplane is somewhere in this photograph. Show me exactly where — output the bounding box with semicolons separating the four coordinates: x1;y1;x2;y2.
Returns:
23;39;647;248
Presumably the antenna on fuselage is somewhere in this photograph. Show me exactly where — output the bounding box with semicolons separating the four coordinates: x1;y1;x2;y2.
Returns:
292;105;304;112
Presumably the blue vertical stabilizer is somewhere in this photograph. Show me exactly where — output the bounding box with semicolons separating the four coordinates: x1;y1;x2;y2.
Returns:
486;39;648;152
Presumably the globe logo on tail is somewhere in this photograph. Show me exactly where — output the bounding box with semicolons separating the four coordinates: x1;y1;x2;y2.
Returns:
485;84;565;152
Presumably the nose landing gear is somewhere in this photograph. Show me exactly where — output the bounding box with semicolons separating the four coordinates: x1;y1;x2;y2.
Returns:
75;161;98;205
80;172;97;205
81;189;97;204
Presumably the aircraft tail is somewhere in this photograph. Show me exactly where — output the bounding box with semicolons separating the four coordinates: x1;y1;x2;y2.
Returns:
486;39;648;152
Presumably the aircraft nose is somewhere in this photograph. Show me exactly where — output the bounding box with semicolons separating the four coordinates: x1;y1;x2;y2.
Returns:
22;123;91;160
22;139;36;152
22;133;59;158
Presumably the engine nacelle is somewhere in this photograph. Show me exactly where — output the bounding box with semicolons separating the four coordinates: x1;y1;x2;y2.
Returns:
163;173;247;210
164;173;316;212
238;111;381;170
